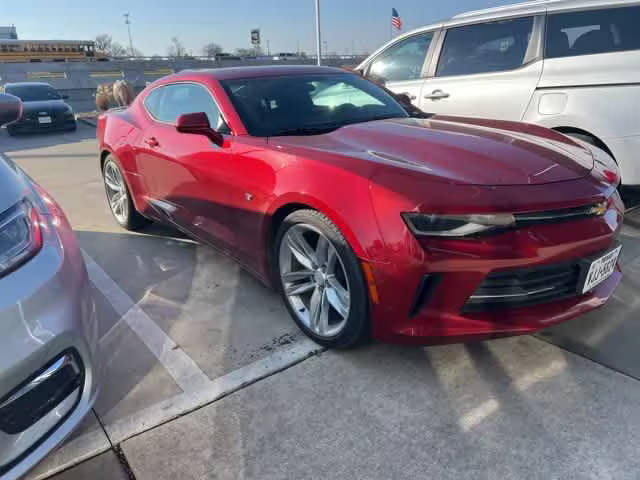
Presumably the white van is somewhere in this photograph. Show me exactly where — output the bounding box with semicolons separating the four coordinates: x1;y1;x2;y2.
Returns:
357;0;640;184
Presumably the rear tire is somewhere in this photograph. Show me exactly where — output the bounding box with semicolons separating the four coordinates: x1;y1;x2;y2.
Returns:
275;209;369;348
102;155;150;231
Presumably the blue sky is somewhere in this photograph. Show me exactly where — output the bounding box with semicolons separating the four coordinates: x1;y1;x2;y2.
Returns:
7;0;516;56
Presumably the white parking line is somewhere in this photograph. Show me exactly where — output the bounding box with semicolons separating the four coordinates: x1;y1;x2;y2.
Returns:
25;338;323;480
82;251;211;393
105;337;323;445
82;248;324;443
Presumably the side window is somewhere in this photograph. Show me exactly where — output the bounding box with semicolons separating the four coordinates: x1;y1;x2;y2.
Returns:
436;17;535;77
143;87;164;118
145;83;229;132
368;33;433;83
546;6;640;59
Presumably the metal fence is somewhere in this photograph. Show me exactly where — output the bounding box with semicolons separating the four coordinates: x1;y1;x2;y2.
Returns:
0;56;367;112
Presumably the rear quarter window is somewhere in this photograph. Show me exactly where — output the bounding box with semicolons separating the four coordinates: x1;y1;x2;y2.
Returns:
143;88;164;119
546;5;640;59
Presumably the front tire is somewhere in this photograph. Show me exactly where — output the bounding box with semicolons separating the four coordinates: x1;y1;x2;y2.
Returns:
102;155;149;231
275;210;369;348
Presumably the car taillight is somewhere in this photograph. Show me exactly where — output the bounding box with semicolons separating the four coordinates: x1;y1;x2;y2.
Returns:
0;201;43;278
602;169;619;185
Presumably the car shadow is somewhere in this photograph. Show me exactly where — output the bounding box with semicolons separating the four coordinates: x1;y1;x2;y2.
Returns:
75;221;300;427
535;217;640;380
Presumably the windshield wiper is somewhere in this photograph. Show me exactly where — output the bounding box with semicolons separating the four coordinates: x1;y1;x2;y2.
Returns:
270;123;344;137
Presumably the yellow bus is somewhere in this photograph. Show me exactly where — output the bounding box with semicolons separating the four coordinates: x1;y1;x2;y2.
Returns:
0;40;105;63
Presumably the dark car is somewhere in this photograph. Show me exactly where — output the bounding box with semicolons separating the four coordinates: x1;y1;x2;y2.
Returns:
3;82;76;135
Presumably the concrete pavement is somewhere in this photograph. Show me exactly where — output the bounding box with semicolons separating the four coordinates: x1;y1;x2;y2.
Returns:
1;124;639;479
122;336;640;480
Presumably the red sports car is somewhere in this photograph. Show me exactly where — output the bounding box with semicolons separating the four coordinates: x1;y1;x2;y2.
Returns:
97;66;623;348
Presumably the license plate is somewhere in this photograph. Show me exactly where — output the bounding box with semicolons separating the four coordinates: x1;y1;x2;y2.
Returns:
582;246;622;294
38;116;52;124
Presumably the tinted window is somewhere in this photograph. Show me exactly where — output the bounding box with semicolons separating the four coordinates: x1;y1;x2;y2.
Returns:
368;33;433;83
221;73;408;137
5;84;61;102
144;83;228;131
546;6;640;59
436;17;535;77
143;88;163;118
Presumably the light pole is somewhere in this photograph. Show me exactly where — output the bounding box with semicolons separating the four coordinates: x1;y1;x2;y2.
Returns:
124;13;135;57
315;0;321;65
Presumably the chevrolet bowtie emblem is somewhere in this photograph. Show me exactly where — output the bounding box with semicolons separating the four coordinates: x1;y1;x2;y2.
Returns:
590;201;608;216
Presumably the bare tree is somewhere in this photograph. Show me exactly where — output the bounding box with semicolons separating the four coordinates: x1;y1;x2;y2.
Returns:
202;42;223;58
110;42;128;57
167;37;187;58
95;34;113;54
94;34;129;57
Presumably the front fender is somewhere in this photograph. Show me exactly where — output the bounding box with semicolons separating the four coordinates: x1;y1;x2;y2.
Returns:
264;164;385;263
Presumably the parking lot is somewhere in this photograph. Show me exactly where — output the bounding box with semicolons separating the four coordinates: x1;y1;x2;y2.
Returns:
2;122;640;479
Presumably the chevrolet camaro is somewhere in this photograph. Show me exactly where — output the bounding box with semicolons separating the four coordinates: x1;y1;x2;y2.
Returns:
97;66;623;348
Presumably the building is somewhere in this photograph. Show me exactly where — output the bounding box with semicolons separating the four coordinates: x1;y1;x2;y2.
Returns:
0;26;18;40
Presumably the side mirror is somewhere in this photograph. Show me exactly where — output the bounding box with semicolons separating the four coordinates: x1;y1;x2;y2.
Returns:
0;93;22;126
176;112;224;147
61;94;70;100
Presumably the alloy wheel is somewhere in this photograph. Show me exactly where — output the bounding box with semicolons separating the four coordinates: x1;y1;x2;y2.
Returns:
103;161;129;225
279;224;351;338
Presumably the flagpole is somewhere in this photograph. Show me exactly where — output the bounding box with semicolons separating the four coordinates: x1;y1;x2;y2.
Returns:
389;8;392;41
315;0;322;66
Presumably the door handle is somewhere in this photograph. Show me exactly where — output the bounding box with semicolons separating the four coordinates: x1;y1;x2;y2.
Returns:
424;89;450;100
400;91;417;101
144;137;160;148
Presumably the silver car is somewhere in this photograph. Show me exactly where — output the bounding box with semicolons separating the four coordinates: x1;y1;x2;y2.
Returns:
0;94;100;479
357;0;640;185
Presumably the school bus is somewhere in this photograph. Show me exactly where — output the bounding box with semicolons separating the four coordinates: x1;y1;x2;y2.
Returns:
0;40;105;62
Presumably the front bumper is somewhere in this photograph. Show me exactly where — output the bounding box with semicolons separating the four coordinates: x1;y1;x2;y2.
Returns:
8;116;76;134
0;202;100;479
368;193;624;345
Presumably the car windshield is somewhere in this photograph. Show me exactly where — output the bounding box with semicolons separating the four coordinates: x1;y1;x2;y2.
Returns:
221;73;409;137
5;85;61;102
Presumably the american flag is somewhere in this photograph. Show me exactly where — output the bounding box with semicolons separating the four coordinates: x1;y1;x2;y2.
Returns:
391;8;402;31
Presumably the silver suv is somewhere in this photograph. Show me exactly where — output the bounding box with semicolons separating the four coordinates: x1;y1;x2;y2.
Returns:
357;0;640;185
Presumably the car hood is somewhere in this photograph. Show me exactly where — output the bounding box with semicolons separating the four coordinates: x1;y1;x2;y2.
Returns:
273;117;594;186
0;155;26;214
21;100;71;115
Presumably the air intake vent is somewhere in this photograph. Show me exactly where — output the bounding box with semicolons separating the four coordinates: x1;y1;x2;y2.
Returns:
0;351;83;434
463;261;582;312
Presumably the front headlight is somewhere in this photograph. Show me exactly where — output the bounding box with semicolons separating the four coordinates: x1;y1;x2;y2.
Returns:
402;212;515;237
0;200;43;277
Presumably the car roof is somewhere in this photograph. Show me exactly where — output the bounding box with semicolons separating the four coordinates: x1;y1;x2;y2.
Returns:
173;65;346;82
452;0;637;22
